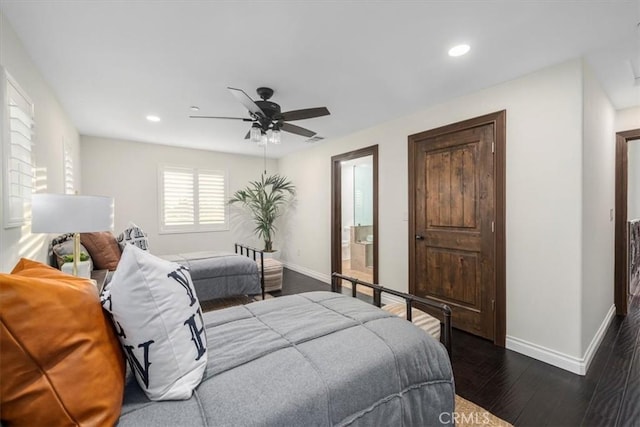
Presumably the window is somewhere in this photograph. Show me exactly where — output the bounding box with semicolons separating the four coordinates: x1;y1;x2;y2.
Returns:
63;139;74;194
159;165;228;233
2;69;34;228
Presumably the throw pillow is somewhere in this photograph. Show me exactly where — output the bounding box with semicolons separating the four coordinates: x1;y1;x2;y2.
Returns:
101;245;207;401
47;232;74;266
81;231;121;270
0;259;125;426
116;222;149;251
52;238;94;270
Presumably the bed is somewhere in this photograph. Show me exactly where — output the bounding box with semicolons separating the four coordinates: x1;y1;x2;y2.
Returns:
160;243;264;301
48;235;266;301
117;286;454;426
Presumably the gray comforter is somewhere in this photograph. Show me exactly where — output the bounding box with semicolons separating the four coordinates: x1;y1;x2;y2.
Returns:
161;251;261;301
118;292;455;426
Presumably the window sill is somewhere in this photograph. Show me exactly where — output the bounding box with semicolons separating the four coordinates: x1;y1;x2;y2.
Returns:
158;227;229;235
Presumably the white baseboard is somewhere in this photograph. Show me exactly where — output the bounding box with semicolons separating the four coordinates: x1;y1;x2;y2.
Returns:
381;293;405;305
506;304;615;375
580;304;616;373
281;262;404;306
282;261;332;285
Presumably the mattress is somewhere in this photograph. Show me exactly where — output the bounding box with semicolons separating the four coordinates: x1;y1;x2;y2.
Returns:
161;251;261;301
118;291;455;426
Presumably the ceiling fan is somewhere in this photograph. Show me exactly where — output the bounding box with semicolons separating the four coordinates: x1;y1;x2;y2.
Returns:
190;87;330;145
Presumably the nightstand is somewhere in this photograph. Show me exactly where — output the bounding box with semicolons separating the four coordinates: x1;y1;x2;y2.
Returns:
90;269;109;292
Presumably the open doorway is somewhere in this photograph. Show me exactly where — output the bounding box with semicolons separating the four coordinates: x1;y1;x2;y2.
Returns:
331;146;378;287
615;128;640;316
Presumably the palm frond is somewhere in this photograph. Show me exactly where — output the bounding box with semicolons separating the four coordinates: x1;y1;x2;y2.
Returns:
228;173;295;251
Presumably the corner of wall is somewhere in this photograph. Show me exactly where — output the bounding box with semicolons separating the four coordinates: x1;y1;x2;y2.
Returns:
579;58;616;357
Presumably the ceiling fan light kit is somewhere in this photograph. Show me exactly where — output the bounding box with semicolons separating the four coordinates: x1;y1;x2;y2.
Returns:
250;123;262;142
191;87;330;146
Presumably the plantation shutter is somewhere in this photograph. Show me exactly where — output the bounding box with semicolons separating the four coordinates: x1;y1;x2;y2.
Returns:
198;170;225;225
63;141;74;194
160;165;228;232
3;73;35;228
163;167;195;226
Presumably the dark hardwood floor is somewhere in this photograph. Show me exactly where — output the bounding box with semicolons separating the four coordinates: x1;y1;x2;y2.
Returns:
279;268;640;427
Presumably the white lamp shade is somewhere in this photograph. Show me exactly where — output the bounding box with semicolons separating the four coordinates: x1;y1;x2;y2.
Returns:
31;194;114;233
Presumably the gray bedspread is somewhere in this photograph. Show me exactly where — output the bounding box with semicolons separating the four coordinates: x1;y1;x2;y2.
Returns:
161;251;261;301
118;292;455;426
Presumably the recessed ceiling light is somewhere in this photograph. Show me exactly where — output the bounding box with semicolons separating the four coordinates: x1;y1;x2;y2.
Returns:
146;115;161;122
448;44;470;57
190;106;200;111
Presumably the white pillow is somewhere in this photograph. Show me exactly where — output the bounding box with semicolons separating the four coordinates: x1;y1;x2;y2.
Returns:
116;222;149;251
101;245;207;401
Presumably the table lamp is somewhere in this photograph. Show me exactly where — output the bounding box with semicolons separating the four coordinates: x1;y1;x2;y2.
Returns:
31;193;114;276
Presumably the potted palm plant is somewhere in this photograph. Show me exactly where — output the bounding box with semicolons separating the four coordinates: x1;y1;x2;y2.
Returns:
228;174;295;252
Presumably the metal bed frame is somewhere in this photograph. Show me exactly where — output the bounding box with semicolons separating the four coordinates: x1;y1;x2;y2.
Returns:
234;243;266;300
331;273;452;356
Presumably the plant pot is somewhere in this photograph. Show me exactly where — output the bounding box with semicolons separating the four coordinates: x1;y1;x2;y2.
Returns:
263;250;280;260
61;261;92;279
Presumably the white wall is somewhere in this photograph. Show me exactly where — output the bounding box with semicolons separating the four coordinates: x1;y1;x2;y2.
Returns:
0;12;81;272
80;135;278;255
615;106;640;132
580;63;616;359
280;59;585;361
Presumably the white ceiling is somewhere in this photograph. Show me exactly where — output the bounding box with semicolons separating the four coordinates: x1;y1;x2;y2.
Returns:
1;1;639;159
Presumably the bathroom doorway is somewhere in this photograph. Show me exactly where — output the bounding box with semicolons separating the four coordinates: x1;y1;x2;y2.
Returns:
615;128;640;315
331;145;378;287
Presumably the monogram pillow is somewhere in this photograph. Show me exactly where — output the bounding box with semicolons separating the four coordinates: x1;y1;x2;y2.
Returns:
116;222;149;251
101;245;207;401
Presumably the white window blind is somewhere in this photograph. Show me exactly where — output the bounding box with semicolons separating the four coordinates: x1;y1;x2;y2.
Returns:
63;140;74;194
3;71;34;228
159;165;228;233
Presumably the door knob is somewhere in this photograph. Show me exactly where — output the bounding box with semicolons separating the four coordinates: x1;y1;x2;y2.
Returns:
415;235;424;240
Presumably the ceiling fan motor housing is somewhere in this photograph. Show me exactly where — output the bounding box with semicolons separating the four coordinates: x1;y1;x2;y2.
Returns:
255;98;282;131
255;100;281;119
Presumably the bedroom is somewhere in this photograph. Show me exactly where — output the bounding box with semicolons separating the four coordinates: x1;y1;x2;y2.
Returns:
1;1;639;426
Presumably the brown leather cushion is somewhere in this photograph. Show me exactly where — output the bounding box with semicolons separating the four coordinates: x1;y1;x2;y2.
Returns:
81;231;121;270
0;259;125;426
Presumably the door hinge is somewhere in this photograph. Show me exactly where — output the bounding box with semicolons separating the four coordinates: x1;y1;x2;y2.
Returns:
491;141;495;153
492;300;496;312
491;221;495;233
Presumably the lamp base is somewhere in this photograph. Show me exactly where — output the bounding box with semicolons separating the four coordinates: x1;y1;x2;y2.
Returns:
73;232;81;276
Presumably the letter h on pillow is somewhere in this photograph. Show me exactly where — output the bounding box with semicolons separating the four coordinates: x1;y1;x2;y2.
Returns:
101;245;207;401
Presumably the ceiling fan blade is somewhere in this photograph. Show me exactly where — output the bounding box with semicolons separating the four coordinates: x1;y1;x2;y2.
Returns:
244;130;251;140
281;122;317;138
189;115;253;121
280;107;330;121
228;87;265;118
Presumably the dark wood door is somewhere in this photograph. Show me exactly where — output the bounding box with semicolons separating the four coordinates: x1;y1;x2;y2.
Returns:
412;123;496;340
